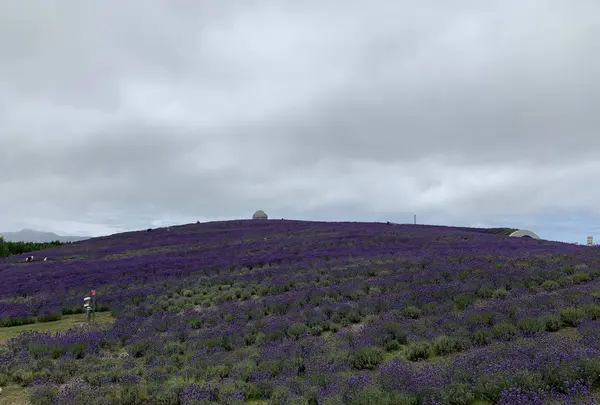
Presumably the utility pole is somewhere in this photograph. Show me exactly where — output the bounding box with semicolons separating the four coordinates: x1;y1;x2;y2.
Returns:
414;214;416;225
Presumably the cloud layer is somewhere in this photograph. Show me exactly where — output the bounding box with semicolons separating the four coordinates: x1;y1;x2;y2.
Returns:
1;0;599;242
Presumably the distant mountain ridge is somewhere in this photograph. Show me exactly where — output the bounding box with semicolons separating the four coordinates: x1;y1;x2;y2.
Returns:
0;229;90;243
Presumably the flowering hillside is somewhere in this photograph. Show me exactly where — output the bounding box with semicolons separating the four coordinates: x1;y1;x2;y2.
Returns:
1;220;600;404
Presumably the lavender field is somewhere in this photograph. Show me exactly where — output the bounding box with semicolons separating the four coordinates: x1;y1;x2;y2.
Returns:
1;219;600;405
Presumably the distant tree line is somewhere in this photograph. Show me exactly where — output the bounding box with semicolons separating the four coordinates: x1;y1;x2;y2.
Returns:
0;236;65;258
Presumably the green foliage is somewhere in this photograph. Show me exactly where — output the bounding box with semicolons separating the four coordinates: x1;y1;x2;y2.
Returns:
346;385;406;405
439;383;476;405
465;311;495;326
121;383;150;405
476;285;495;299
127;341;149;358
431;335;462;356
0;237;65;257
0;236;9;257
30;385;58;405
517;317;545;333
383;322;408;344
287;323;308;340
453;294;475;310
349;346;384;370
402;306;422;319
559;307;584;327
12;369;35;386
572;271;591;283
37;312;62;323
405;341;431;361
581;303;600;319
491;322;517;340
541;280;560;291
577;358;600;388
0;316;36;327
0;372;8;386
471;328;493;346
491;287;508;299
541;314;562;332
187;316;202;329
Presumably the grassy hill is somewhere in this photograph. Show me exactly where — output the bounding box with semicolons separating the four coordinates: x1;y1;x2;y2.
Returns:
0;220;599;404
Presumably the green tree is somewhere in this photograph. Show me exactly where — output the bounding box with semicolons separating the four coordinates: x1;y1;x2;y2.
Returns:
0;236;9;257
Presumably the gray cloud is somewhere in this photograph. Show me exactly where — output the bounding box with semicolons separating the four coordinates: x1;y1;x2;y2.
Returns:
1;0;599;242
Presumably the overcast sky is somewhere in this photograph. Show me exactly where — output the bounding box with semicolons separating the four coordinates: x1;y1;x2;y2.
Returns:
1;1;599;243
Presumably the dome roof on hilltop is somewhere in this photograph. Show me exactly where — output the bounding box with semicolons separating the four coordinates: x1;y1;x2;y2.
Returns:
509;229;540;239
252;210;268;219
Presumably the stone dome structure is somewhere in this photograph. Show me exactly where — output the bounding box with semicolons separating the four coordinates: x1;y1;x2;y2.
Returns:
252;210;268;220
509;229;540;239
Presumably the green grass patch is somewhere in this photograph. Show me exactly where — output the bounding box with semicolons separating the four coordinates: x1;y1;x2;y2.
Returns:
0;385;30;405
0;312;113;344
555;327;580;339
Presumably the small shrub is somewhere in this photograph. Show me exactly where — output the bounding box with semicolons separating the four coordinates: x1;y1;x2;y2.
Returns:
572;272;591;284
558;276;575;287
465;311;495;327
206;364;230;379
477;286;495;299
491;322;517;340
431;335;462;356
37;312;62;323
364;315;379;324
491;287;508;299
30;385;58;405
347;385;397;405
0;316;35;327
405;341;431;361
310;325;324;336
349;346;384;370
121;384;149;405
453;294;475;310
127;341;149;358
287;323;308;340
517;317;545;333
472;328;493;346
384;339;402;352
383;322;408;344
440;383;475;405
188;317;202;329
164;341;185;355
577;358;600;388
13;369;34;387
346;310;362;323
581;303;600;320
559;307;584;327
541;314;562;332
541;280;560;291
402;306;422;319
473;374;511;402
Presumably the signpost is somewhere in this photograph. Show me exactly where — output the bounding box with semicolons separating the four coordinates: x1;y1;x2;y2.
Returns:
83;289;97;322
83;296;91;321
91;289;96;321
